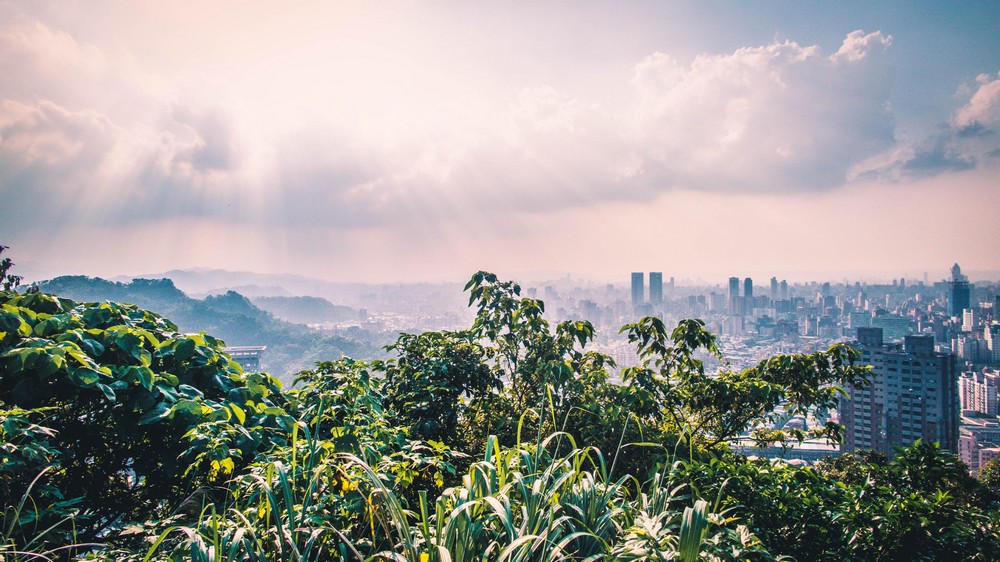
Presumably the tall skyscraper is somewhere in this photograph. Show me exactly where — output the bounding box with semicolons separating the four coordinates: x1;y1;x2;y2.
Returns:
770;277;778;300
649;272;663;305
743;277;753;314
728;277;741;316
949;263;971;317
841;328;959;455
631;272;644;310
780;280;788;300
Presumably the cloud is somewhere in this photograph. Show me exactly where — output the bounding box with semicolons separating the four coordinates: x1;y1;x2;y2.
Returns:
0;21;111;107
953;72;1000;132
295;30;900;224
0;10;969;239
0;99;123;230
168;106;240;173
849;72;1000;180
628;31;895;192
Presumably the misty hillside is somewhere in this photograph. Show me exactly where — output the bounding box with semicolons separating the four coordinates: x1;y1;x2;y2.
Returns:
37;276;386;381
251;295;360;324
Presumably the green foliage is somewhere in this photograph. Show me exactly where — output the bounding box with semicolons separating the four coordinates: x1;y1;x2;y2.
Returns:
461;272;622;454
0;245;22;292
620;316;870;449
980;456;1000;498
383;330;499;443
0;291;287;548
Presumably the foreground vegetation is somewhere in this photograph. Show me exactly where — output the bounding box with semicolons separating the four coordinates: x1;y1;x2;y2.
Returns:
2;251;999;560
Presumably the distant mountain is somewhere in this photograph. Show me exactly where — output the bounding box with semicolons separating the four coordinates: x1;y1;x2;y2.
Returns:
37;276;387;382
121;268;373;306
251;295;359;325
201;285;293;298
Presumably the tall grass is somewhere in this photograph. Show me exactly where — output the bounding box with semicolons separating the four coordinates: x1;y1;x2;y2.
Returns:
0;468;100;561
135;426;749;561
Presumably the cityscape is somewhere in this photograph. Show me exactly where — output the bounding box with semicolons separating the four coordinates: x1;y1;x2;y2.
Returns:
188;261;999;473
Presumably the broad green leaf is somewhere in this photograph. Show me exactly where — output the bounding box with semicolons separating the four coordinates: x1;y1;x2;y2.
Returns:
96;383;116;403
229;403;246;425
138;402;171;425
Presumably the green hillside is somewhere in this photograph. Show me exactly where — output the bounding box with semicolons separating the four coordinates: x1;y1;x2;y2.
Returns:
37;276;385;380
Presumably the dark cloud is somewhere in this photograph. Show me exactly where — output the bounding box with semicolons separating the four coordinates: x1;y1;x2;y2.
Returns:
955;121;990;138
901;146;975;172
169;106;239;172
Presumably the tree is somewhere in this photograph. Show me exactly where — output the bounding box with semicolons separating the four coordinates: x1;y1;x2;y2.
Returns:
382;330;499;443
980;456;1000;499
0;245;22;292
462;272;615;440
0;290;288;547
619;316;870;449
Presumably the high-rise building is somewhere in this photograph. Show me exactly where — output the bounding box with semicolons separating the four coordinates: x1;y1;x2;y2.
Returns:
960;370;1000;417
780;280;788;300
841;328;959;455
649;272;663;305
985;324;1000;363
743;278;754;315
949;263;971;317
728;277;741;316
770;277;778;300
963;309;977;332
631;272;644;310
709;292;725;313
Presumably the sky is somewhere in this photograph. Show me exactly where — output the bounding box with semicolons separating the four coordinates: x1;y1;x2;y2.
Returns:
1;0;999;285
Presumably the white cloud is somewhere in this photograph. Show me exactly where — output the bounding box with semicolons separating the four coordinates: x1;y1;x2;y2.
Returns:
954;72;1000;132
628;31;895;192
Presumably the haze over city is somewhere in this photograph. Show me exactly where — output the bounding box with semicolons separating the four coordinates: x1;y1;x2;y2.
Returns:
1;1;999;283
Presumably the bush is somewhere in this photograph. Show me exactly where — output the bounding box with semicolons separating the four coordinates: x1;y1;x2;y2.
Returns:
0;291;287;547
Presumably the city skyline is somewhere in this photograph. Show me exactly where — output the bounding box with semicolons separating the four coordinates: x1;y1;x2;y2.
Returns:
1;2;999;283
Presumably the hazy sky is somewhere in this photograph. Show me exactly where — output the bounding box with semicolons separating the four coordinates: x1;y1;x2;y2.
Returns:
2;1;999;284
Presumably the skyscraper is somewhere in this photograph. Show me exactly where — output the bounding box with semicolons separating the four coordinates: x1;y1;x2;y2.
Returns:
631;272;644;310
649;272;663;305
841;328;959;455
728;277;741;316
770;277;778;300
743;277;753;314
949;263;971;317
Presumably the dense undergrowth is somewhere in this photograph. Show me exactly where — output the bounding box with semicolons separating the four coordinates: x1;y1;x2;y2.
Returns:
1;258;998;560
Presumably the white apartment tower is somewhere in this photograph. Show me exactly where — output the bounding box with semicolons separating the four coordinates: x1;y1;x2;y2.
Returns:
960;370;1000;417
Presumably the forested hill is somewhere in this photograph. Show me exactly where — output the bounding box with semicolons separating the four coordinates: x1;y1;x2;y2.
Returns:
250;295;359;324
37;276;384;380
